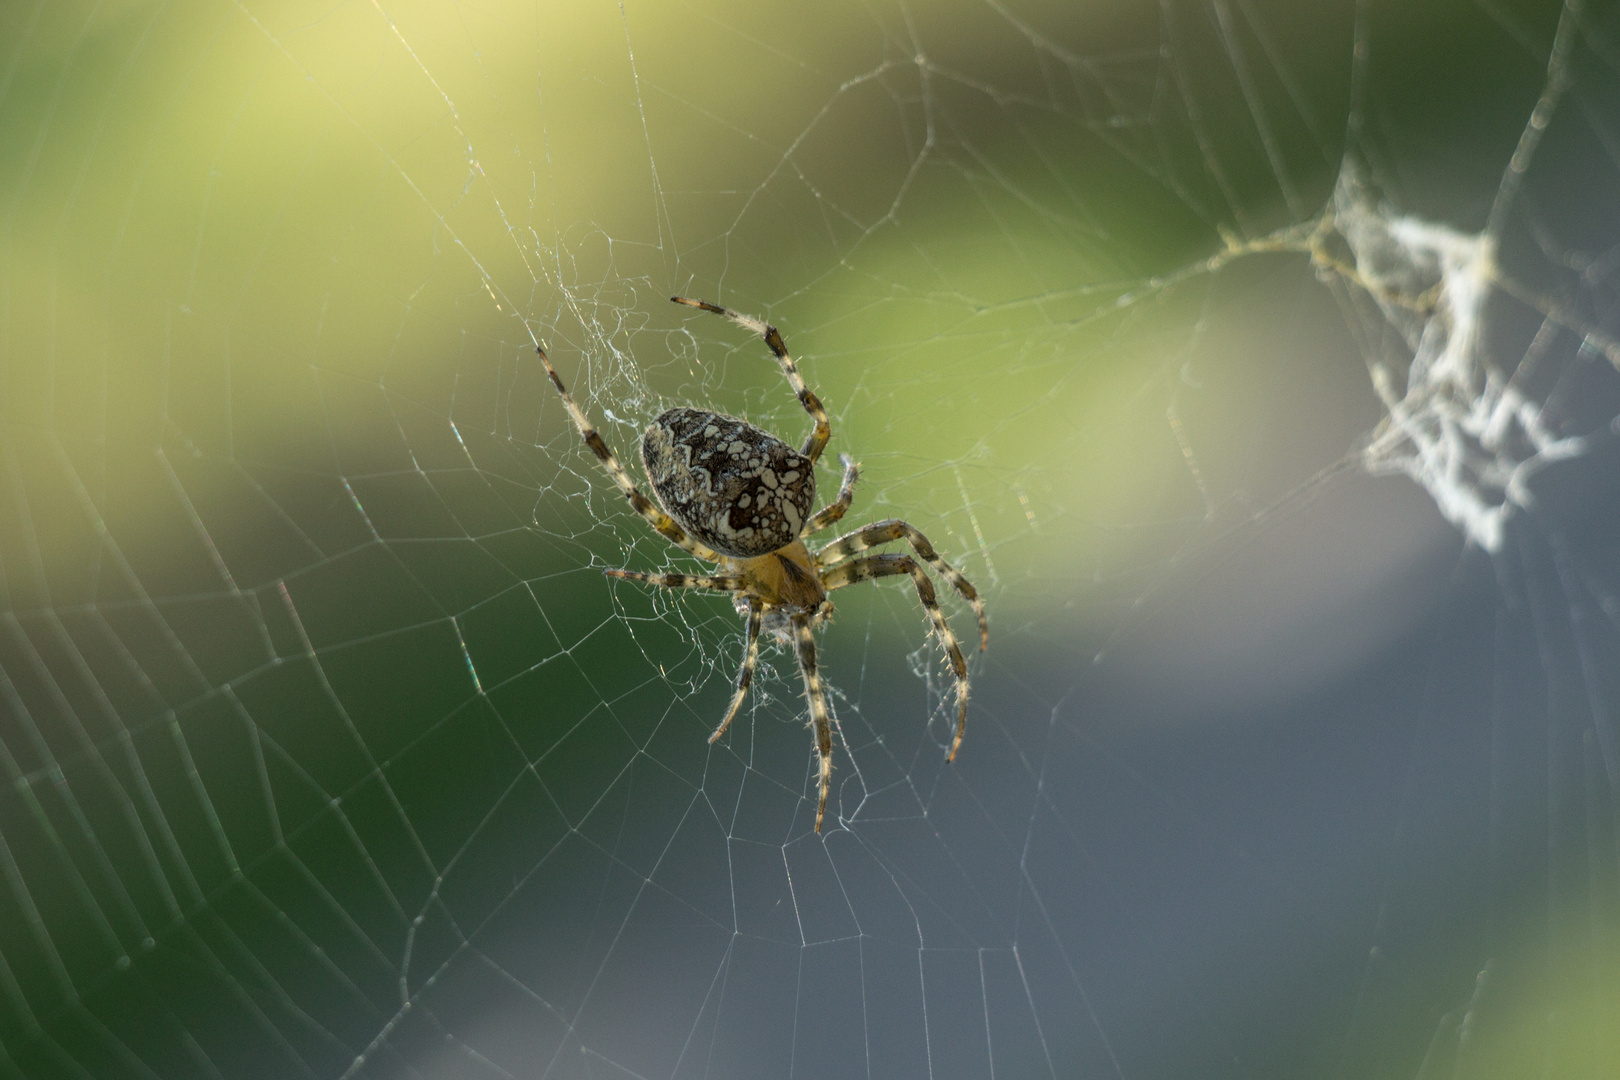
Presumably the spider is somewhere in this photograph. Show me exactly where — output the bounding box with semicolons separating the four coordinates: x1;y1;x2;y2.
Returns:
538;296;988;832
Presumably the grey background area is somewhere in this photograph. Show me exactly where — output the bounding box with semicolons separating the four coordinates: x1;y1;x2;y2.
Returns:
2;0;1619;1078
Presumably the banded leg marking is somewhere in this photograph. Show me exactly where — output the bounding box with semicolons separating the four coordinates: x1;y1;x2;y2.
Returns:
603;569;745;591
671;296;832;464
711;599;762;744
823;553;972;761
539;347;721;562
792;615;836;833
803;454;860;536
816;518;988;650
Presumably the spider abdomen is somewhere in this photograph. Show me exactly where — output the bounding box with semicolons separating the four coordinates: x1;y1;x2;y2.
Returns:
641;406;816;558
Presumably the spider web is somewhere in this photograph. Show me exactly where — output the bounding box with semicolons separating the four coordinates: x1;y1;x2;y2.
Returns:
2;0;1619;1077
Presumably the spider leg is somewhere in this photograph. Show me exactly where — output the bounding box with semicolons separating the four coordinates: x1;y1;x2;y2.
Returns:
539;348;722;563
815;519;989;651
671;296;832;464
802;454;859;536
822;553;973;762
711;598;763;744
790;614;836;833
603;568;745;591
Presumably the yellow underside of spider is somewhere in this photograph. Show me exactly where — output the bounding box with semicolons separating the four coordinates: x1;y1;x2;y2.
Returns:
725;539;825;613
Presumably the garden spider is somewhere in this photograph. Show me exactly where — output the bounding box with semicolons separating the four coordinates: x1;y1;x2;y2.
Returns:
539;297;988;832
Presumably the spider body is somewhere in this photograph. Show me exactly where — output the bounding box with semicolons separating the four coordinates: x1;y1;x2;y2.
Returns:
539;296;987;832
641;407;816;558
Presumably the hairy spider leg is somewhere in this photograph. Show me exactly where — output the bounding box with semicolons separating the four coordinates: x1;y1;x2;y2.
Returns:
711;598;763;744
816;519;989;651
803;454;860;536
603;569;745;591
538;348;723;563
671;296;832;464
822;553;973;761
792;614;836;832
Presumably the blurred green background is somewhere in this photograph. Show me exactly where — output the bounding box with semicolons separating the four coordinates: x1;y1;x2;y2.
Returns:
3;0;1619;1078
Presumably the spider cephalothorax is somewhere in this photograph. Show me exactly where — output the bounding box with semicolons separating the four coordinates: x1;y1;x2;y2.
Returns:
539;296;987;832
